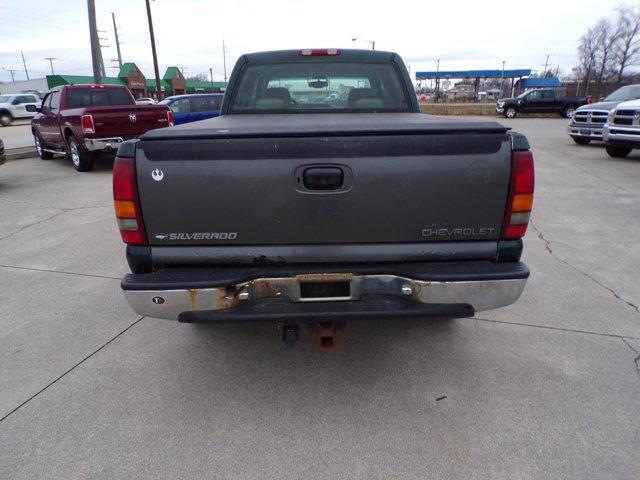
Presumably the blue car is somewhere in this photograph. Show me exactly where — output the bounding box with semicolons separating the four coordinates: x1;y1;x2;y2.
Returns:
159;93;223;125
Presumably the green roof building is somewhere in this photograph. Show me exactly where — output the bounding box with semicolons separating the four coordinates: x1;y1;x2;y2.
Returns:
46;63;226;99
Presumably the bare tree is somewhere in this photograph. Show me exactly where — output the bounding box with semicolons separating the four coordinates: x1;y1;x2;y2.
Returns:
593;18;621;92
613;3;640;84
577;26;599;95
187;73;209;82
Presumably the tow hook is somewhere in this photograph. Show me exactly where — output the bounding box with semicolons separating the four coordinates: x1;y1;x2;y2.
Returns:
308;322;346;352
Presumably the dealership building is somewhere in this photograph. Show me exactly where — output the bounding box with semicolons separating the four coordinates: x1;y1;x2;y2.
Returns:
0;62;226;98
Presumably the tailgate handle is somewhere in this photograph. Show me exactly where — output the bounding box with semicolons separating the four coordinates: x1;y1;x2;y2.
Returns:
303;167;344;190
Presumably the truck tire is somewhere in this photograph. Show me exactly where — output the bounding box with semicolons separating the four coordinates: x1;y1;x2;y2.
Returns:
562;106;576;119
605;145;632;158
571;137;591;145
33;132;54;159
0;111;12;126
68;135;95;171
503;106;517;118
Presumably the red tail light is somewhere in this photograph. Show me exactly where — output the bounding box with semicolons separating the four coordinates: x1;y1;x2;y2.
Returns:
113;156;147;245
81;114;95;134
299;49;340;56
501;150;535;239
167;110;174;126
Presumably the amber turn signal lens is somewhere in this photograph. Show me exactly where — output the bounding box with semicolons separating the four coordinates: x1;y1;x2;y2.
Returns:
512;193;533;212
114;200;136;218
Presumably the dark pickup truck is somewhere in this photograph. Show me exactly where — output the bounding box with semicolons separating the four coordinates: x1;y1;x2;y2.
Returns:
114;49;535;350
497;89;591;118
29;85;172;171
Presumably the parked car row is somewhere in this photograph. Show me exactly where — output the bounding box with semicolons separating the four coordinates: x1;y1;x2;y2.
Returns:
24;86;225;171
567;84;640;158
28;85;172;171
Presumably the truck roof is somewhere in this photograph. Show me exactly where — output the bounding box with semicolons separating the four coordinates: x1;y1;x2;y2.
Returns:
241;49;397;64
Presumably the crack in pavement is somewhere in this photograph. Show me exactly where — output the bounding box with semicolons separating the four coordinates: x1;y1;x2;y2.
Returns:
469;316;639;341
621;338;640;381
0;263;120;281
0;201;111;242
0;210;67;241
0;316;145;423
0;196;111;211
529;220;640;316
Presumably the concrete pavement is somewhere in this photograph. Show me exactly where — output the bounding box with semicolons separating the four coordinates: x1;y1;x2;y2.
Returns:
0;122;33;149
0;118;639;479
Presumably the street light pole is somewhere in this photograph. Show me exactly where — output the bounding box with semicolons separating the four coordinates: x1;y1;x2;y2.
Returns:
3;67;16;82
45;57;57;75
209;67;214;91
351;38;375;50
145;0;163;100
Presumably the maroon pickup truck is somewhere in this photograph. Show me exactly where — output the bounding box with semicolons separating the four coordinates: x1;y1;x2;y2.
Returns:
28;84;173;171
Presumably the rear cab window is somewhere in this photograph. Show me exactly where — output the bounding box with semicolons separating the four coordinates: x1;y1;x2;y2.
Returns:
190;95;222;112
230;61;411;113
65;88;134;108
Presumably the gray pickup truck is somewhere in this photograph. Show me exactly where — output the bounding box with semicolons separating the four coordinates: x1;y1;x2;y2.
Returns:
113;49;535;349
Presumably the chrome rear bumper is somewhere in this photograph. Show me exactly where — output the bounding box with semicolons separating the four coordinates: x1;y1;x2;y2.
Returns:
84;137;124;151
123;271;528;321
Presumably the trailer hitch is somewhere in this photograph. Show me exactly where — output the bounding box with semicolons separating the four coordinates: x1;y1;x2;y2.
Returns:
308;322;346;352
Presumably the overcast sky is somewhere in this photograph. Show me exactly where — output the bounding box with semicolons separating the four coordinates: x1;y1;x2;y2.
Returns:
0;0;632;84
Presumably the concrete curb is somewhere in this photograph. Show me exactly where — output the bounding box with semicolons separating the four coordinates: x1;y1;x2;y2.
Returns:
6;147;38;161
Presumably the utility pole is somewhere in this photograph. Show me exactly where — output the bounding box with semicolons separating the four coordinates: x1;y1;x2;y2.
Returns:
87;0;102;83
435;58;440;103
45;57;57;75
3;67;16;82
97;30;108;78
111;12;123;69
500;60;505;94
145;0;163;99
178;66;188;77
209;67;214;91
222;39;227;82
543;54;550;76
20;51;29;80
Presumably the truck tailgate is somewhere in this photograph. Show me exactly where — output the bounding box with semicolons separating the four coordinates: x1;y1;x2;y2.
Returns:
87;105;168;137
135;113;512;247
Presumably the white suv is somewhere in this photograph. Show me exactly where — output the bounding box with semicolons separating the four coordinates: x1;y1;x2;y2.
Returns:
0;93;41;126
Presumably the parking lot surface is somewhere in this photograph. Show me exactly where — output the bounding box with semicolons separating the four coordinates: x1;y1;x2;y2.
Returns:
0;122;33;149
1;117;639;479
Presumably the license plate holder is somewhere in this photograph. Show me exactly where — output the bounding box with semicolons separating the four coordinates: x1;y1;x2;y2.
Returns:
580;129;590;135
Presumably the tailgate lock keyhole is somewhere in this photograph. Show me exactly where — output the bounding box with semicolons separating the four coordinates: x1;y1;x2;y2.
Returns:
303;167;344;190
